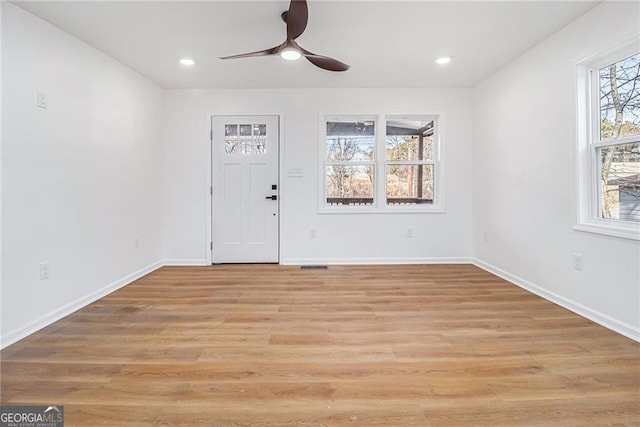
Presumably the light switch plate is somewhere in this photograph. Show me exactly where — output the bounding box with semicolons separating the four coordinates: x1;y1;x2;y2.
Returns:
287;168;303;178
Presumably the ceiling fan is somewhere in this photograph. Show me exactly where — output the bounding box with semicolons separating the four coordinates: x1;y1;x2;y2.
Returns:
219;0;350;72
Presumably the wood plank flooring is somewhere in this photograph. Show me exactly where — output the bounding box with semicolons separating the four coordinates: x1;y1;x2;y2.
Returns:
1;264;638;426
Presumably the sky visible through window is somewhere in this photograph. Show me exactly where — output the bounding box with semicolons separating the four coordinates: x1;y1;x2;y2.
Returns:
599;53;639;139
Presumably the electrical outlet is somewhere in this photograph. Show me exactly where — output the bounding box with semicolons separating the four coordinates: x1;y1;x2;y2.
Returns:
37;91;48;109
310;228;317;239
405;227;413;238
483;231;489;243
40;261;50;280
134;236;139;249
573;253;584;271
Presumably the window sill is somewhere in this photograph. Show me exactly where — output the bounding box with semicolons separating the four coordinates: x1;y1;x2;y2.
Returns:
573;221;640;241
319;206;445;214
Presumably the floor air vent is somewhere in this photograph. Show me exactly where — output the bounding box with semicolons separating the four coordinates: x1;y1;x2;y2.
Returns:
300;265;328;270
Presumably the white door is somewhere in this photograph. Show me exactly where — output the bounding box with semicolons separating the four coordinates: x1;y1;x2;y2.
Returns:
212;115;279;263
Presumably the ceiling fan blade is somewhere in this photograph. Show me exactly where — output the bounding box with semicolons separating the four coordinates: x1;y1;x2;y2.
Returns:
303;52;350;72
286;0;308;40
220;46;280;60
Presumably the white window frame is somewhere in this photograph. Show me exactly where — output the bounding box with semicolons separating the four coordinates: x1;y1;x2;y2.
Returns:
574;39;640;240
319;113;444;214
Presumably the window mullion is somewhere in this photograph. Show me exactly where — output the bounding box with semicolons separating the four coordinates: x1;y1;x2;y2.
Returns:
376;115;386;208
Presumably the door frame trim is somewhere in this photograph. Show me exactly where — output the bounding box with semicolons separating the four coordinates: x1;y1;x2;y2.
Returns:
207;113;284;265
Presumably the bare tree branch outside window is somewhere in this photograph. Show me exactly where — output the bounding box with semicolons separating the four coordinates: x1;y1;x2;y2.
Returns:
599;53;640;222
325;121;375;204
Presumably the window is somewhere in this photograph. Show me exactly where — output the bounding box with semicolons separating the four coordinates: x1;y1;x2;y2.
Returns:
321;115;442;212
595;54;640;222
575;41;640;240
225;123;267;154
386;118;435;205
325;118;376;206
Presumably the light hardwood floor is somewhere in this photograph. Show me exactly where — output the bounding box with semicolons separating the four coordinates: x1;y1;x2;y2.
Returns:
1;264;638;426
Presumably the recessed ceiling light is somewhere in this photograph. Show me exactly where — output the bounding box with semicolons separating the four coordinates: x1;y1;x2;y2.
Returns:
435;56;451;65
179;58;195;66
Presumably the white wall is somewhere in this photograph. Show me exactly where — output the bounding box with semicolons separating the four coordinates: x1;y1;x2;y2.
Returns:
473;1;640;340
1;3;165;347
163;88;473;265
0;2;4;344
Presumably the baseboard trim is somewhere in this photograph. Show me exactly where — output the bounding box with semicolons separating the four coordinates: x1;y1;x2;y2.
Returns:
0;260;164;349
281;257;472;266
472;258;640;342
163;259;209;266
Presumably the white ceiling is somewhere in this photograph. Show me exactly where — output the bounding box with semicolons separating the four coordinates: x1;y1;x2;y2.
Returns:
12;0;600;89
